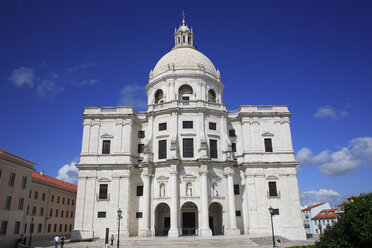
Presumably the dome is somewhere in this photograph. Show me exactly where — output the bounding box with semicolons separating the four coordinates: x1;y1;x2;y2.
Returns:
152;47;218;78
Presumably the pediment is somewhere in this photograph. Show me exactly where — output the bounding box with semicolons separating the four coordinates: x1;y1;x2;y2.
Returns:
209;174;222;182
97;177;111;182
261;131;274;137
101;133;114;138
156;175;169;181
266;175;279;180
182;174;196;181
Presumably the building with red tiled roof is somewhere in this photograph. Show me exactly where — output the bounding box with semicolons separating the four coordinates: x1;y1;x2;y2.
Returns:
301;202;331;237
312;209;338;235
24;171;77;241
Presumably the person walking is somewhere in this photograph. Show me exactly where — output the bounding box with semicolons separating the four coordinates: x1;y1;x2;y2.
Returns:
110;234;114;246
60;235;65;248
54;235;60;248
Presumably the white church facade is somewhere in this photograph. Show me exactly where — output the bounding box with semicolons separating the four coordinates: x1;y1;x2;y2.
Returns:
71;18;306;241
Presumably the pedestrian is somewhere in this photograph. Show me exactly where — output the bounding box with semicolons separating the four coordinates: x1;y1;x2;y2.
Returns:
60;235;65;248
110;234;114;246
54;235;60;248
277;239;281;247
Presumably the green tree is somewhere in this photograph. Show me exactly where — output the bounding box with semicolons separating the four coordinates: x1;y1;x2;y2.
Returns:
316;193;372;248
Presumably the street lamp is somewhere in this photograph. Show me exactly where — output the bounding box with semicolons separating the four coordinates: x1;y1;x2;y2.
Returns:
117;208;122;248
269;207;276;248
28;213;34;248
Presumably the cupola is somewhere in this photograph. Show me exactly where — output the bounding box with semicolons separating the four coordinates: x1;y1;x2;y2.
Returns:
174;16;194;48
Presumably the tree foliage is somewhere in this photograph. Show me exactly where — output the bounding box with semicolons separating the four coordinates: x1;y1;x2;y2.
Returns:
316;193;372;248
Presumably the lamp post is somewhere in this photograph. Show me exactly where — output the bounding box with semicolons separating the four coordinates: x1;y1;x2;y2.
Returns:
117;208;122;248
269;207;276;248
28;213;34;248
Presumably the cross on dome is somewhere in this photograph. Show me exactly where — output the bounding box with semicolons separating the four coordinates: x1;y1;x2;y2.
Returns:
174;12;194;49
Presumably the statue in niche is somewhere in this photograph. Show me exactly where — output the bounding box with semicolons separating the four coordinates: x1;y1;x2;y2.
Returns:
159;183;165;198
186;182;192;196
212;182;219;197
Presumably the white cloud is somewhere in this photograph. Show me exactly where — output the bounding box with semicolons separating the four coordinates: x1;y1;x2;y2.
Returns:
56;161;79;184
296;137;372;175
300;189;343;208
314;105;347;119
66;62;95;72
8;66;35;87
118;84;147;110
36;80;64;98
78;79;99;85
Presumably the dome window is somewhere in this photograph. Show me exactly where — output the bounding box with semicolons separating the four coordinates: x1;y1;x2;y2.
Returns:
179;84;193;101
154;89;164;104
208;89;216;103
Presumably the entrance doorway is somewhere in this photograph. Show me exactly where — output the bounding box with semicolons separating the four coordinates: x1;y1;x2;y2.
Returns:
181;202;198;236
209;202;223;235
155;203;170;236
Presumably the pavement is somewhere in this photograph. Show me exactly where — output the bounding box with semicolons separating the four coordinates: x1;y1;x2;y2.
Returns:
30;235;317;248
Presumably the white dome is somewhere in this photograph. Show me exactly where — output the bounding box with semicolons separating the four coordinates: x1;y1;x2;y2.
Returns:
152;47;217;78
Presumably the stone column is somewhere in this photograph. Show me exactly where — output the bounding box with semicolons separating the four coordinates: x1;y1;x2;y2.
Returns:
140;168;152;237
168;164;180;237
199;165;212;236
224;167;240;236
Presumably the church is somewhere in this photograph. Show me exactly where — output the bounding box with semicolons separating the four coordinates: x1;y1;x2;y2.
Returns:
71;18;306;241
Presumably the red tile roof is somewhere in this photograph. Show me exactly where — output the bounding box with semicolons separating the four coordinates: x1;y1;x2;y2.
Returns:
32;172;77;191
312;209;338;220
302;203;325;211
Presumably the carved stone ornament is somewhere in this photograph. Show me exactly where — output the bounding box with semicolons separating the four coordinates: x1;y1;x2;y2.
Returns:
182;174;196;182
209;174;222;183
266;175;279;180
156;175;169;182
101;133;114;139
97;177;111;182
261;131;274;137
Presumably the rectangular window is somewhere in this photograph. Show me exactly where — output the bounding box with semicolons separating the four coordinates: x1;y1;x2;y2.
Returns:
138;144;144;153
181;96;189;101
40;207;44;216
235;211;241;217
64;224;67;232
66;211;68;218
268;182;278;197
57;196;60;203
24;224;27;234
50;208;53;217
55;209;58;217
5;196;12;210
209;122;216;130
183;138;194;158
34;191;38;200
29;223;34;233
229;129;236;137
72;199;75;206
26;205;29;215
29;190;32;199
0;221;7;235
70;211;73;218
136;186;143;196
183;121;193;129
97;211;106;218
158;140;167;159
54;224;57;232
62;197;65;204
32;206;36;215
0;169;2;181
232;143;236;152
99;184;108;199
264;138;273;152
136;212;143;218
69;224;72;232
18;198;24;210
47;224;51;233
37;224;42;233
59;224;62;232
21;176;27;189
42;193;46;201
14;221;20;234
234;184;240;195
67;198;70;205
102;140;111;154
159;123;167;131
61;210;64;218
51;195;54;202
210;139;218;158
8;173;16;187
138;131;145;138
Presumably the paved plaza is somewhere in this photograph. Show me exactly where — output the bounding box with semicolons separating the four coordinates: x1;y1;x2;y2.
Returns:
30;235;317;248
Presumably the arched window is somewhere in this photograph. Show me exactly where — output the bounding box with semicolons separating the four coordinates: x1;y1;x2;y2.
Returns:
179;84;193;101
154;89;164;104
208;89;216;103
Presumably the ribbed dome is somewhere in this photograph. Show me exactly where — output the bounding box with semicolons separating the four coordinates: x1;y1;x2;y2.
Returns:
152;47;217;78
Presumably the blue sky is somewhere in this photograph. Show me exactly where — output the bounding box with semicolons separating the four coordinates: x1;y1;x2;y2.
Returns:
1;0;371;207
